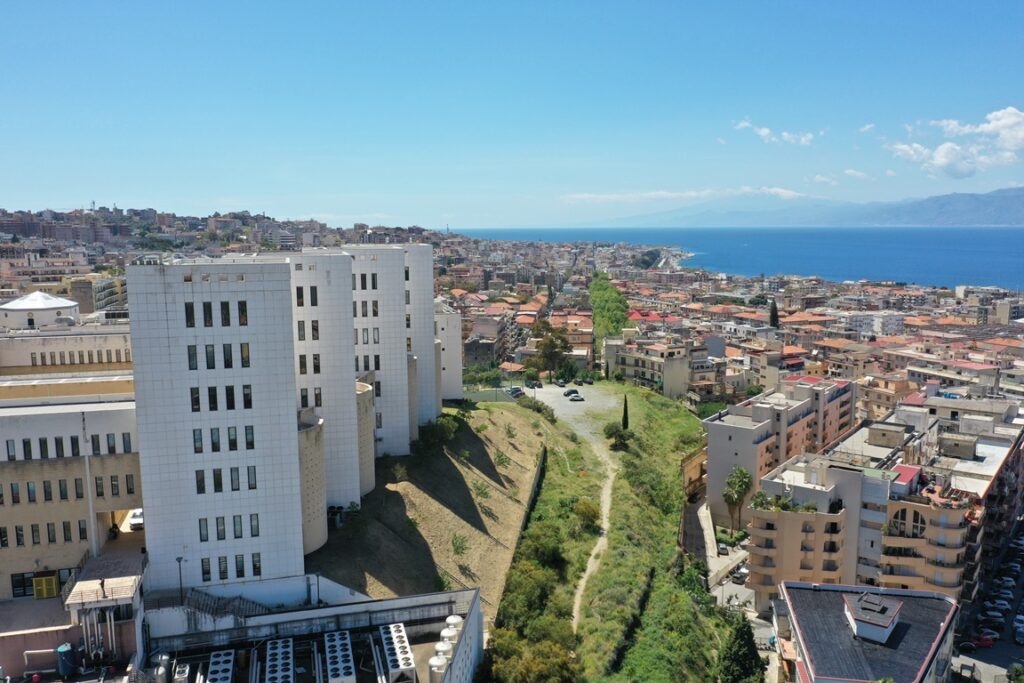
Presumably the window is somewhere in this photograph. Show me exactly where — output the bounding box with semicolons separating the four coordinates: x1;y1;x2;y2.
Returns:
240;343;250;368
193;429;203;454
126;474;135;495
243;385;252;409
39;438;49;459
55;437;64;458
211;428;221;452
405;266;409;281
199;518;209;542
195;470;206;494
373;354;380;371
188;345;198;370
185;302;195;327
27;481;37;503
374;381;381;398
405;290;410;305
16;525;25;546
373;327;379;343
228;427;238;451
360;273;367;290
245;426;255;450
62;521;71;542
313;354;321;374
216;516;226;540
221;301;231;326
110;476;119;497
107;433;116;454
5;439;13;461
250;513;260;536
213;469;223;493
31;352;37;366
296;286;304;307
371;273;378;289
310;286;318;306
376;412;383;429
59;479;68;500
219;556;229;580
201;558;211;582
237;301;248;326
203;301;213;327
297;320;305;341
43;480;52;501
123;432;132;453
247;465;257;490
361;301;368;317
230;467;239;491
78;519;87;541
94;477;104;497
208;386;218;411
31;524;40;545
0;527;6;548
300;388;308;408
299;355;307;374
225;386;236;410
74;478;83;499
314;387;322;407
205;344;216;369
363;355;370;372
223;343;233;368
11;482;19;504
23;438;32;459
70;436;80;457
372;300;379;316
233;515;243;538
362;328;369;344
353;301;357;317
406;313;411;329
252;553;262;576
47;522;56;544
311;320;319;340
235;554;245;578
191;387;201;412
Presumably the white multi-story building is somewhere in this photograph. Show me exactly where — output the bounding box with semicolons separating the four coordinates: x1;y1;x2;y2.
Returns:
436;299;464;401
127;246;454;592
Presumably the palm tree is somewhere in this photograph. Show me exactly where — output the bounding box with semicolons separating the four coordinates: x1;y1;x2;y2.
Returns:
723;466;754;532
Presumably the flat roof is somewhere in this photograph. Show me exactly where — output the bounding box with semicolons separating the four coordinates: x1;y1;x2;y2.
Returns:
0;399;134;418
783;583;956;683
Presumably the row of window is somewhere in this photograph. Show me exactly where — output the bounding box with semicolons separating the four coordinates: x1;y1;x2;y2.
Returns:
355;354;382;373
201;552;261;581
353;300;379;318
192;427;255;454
296;286;318;308
190;385;253;412
298;354;321;375
354;272;379;290
185;301;248;328
194;466;257;494
10;568;78;599
187;343;251;370
0;475;135;505
198;513;260;542
0;520;88;548
5;433;133;462
354;327;380;345
299;387;323;409
297;320;320;341
30;348;131;367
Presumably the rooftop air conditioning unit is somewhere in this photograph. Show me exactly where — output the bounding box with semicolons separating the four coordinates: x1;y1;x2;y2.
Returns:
264;639;294;683
323;631;356;683
379;623;416;683
206;650;234;683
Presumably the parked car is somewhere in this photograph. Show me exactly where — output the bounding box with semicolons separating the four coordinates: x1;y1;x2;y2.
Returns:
970;635;995;649
1016;628;1024;646
569;394;585;402
957;641;978;653
731;565;750;584
582;377;594;385
978;628;1002;641
573;378;584;386
1007;563;1023;573
563;389;579;396
555;379;566;388
983;600;1013;612
991;589;1015;601
1012;614;1024;629
979;608;1007;620
717;542;729;556
128;509;144;531
993;577;1016;589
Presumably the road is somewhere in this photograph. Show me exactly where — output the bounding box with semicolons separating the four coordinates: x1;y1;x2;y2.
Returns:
528;382;621;631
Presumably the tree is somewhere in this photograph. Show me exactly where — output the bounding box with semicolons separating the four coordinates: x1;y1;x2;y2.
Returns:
573;498;600;532
722;466;754;532
716;616;765;683
769;300;780;328
745;384;765;398
603;422;633;450
622;395;630;430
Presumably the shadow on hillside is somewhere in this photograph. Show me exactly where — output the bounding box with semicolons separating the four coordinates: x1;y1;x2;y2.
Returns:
449;421;507;489
414;439;490;534
305;482;441;598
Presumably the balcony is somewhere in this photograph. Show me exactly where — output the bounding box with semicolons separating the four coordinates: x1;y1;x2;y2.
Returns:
749;526;778;540
746;543;775;557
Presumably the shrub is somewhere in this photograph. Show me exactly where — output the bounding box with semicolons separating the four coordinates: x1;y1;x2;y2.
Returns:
573;499;601;532
494;450;512;468
392;462;408;482
519;520;565;571
475;422;489;433
472;480;491;500
451;533;468;556
517;396;557;423
505;424;518;439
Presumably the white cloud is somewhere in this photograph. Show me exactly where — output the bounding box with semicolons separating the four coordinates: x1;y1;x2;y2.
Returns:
562;186;805;203
858;123;875;133
844;168;869;179
736;119;814;145
813;174;838;186
887;107;1024;179
885;169;897;177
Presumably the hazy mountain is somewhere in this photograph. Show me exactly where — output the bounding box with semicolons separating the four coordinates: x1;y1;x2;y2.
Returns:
587;187;1024;227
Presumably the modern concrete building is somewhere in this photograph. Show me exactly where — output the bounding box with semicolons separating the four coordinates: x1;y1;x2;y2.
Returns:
436;299;464;401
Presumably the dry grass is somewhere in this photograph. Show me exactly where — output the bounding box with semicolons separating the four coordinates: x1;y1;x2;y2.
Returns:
305;402;555;617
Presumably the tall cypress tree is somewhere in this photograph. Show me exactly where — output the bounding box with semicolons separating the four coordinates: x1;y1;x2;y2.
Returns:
622;395;629;430
769;300;780;328
716;616;765;683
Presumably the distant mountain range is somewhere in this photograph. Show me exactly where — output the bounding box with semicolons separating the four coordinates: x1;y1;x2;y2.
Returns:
586;187;1024;228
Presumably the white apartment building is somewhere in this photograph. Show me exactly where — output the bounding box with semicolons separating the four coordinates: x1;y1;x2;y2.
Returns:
436;299;465;401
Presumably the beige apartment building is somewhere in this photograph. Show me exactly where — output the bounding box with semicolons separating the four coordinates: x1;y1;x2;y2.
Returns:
602;335;710;399
745;400;1024;614
856;372;917;420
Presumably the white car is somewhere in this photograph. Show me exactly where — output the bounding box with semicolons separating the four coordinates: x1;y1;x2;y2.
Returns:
128;509;144;530
978;628;1002;641
993;577;1016;589
984;600;1013;612
1012;614;1024;629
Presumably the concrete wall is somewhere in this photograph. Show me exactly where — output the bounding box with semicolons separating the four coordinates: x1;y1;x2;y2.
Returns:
298;416;327;555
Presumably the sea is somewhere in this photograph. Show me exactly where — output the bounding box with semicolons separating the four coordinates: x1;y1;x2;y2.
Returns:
458;227;1024;290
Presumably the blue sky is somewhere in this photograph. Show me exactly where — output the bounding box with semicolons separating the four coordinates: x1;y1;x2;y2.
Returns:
2;2;1022;227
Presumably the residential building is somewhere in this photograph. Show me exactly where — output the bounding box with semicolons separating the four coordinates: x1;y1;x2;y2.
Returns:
436;299;464;401
773;582;956;683
856;372;917;420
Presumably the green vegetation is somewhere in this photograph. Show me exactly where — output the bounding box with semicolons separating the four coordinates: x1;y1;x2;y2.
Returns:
749;490;818;513
464;363;503;388
715;615;766;683
716;526;749;547
745;384;765;397
722;466;754;532
632;248;662;270
576;386;721;680
413;414;459;454
622;395;629;430
602;421;633;450
769;300;780;328
696;401;728;419
516;395;557;423
589;272;629;343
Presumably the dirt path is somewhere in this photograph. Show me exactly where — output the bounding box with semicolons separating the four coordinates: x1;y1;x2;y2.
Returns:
531;384;620;631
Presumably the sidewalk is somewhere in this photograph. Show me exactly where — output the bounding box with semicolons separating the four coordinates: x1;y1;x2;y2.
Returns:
698;502;748;585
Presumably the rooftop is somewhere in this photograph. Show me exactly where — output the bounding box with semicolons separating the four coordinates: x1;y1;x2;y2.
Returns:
0;290;79;311
782;582;957;683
